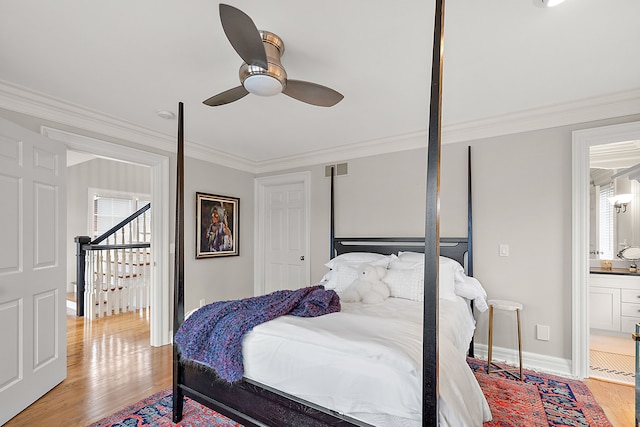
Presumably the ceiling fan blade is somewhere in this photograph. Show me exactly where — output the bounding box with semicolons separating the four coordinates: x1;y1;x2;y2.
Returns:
282;80;344;107
219;4;268;69
203;86;249;106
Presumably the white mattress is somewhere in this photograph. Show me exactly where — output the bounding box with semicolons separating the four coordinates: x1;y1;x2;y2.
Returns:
242;296;491;426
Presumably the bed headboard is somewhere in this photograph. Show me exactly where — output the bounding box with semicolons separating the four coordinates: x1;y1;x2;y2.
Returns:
333;237;469;272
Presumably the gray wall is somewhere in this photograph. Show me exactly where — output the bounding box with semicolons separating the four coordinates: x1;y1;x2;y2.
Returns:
181;156;255;313
262;113;640;369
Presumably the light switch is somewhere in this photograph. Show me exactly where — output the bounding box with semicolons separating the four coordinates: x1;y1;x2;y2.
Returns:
499;244;509;257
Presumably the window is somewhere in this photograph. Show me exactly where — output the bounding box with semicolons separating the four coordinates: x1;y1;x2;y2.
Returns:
91;192;151;243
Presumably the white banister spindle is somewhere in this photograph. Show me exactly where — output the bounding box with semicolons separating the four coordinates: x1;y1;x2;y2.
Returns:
85;251;95;319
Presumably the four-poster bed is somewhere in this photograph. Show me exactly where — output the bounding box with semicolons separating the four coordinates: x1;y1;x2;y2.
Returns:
171;107;489;425
171;0;486;424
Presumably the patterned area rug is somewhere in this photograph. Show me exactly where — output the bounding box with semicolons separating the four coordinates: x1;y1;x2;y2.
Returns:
87;388;240;427
467;358;613;427
91;363;613;427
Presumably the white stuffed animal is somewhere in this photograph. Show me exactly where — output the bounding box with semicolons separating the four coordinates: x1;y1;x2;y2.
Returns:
340;264;390;304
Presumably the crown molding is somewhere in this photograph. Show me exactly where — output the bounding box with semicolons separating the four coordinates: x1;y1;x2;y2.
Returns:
0;80;176;153
442;88;640;144
0;80;257;172
2;79;639;174
183;139;256;173
252;130;428;174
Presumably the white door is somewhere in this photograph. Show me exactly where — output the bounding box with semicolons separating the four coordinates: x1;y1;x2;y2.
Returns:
256;173;310;295
0;117;67;424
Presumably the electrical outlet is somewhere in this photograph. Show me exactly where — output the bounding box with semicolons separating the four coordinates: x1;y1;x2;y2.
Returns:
199;299;206;308
536;324;550;341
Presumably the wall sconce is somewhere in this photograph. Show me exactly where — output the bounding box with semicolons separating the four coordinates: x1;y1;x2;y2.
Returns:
609;193;633;213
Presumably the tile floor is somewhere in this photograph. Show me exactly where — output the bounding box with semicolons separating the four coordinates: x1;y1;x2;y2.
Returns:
590;332;635;385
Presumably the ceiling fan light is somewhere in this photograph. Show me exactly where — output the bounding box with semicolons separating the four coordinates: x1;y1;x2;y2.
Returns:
243;74;283;96
538;0;566;7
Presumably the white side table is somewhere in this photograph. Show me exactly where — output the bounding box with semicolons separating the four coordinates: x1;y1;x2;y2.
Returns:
487;299;523;380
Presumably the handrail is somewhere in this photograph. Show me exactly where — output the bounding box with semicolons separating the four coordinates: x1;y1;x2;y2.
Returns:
91;202;150;245
83;243;150;251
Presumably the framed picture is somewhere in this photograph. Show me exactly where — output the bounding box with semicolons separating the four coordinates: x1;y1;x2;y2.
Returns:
196;192;239;258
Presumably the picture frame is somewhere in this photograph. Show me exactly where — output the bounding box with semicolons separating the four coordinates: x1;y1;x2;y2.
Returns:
196;192;239;258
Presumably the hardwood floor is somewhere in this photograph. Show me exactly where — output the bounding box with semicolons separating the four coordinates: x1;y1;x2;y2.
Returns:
4;308;172;426
584;377;635;427
4;307;635;426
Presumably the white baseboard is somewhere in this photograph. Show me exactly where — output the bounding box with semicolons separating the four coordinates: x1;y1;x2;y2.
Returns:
473;343;574;378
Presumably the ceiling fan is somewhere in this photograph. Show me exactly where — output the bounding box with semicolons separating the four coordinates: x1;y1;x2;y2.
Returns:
203;4;344;108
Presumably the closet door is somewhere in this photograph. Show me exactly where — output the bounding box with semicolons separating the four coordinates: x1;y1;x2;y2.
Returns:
0;118;67;424
255;172;310;295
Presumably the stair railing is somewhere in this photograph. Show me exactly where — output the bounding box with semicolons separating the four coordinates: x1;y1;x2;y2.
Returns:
75;203;151;317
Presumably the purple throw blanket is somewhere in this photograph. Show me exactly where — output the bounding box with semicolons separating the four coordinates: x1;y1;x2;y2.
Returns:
175;285;340;382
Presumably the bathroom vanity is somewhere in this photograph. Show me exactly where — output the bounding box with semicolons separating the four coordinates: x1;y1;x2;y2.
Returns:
590;269;640;334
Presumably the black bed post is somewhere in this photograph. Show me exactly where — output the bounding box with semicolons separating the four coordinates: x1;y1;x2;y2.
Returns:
424;0;445;424
172;101;185;423
467;146;474;357
467;146;473;277
330;166;335;259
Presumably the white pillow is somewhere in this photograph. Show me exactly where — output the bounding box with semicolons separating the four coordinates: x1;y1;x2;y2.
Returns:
454;276;489;312
398;252;465;271
397;251;425;262
322;258;393;292
437;261;457;301
325;252;391;269
319;270;335;289
388;259;422;270
384;266;424;301
333;262;365;293
439;256;465;280
384;257;458;301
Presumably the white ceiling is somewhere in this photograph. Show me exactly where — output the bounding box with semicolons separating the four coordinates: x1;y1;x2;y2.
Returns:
591;141;640;170
1;0;639;172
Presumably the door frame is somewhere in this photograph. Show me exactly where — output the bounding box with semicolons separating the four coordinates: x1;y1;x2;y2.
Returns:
254;172;311;296
571;120;640;378
41;127;171;346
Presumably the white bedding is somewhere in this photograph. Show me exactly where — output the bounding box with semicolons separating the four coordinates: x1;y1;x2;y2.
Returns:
242;296;492;426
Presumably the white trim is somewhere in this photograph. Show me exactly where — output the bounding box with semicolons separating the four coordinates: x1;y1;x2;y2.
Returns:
571;120;640;378
41;126;172;347
254;172;311;296
445;89;640;145
3;80;639;174
474;344;573;378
